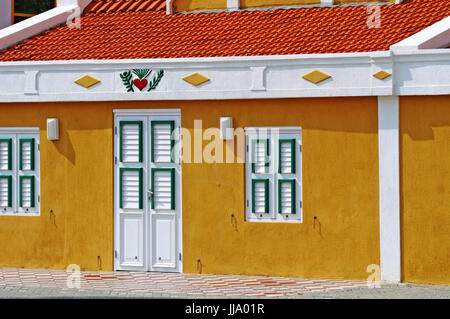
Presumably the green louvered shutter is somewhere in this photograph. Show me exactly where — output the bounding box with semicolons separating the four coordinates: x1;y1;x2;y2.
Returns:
0;175;12;209
120;121;143;163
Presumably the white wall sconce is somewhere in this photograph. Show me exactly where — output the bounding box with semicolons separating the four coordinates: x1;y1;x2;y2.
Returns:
220;117;234;140
47;118;59;140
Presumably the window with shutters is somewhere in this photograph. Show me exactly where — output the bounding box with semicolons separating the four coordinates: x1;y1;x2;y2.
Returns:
0;128;40;215
245;127;302;223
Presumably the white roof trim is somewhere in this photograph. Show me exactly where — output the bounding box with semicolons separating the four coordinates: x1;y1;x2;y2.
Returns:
1;48;450;102
0;51;392;67
391;16;450;51
0;0;91;51
113;109;181;116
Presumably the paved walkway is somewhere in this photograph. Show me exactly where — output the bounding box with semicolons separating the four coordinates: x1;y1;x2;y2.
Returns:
0;268;448;299
0;267;368;298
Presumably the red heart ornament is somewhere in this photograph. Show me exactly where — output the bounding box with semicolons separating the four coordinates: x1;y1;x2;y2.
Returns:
133;78;148;91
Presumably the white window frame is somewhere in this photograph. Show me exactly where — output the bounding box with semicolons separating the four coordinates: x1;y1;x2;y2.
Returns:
245;126;302;223
0;127;40;216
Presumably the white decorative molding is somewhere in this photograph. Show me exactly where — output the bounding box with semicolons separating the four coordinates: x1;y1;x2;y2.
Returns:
377;96;401;283
24;70;39;95
0;50;449;102
113;108;181;116
391;16;450;51
0;0;91;51
250;66;266;91
321;0;334;5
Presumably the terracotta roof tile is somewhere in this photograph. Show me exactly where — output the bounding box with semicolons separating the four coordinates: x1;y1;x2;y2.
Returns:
0;0;449;61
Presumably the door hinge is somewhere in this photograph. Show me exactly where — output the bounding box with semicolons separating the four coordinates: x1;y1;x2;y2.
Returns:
37;144;40;151
299;144;302;152
300;201;302;209
114;127;118;135
246;145;249;152
179;252;182;261
114;156;118;165
114;250;118;258
38;195;40;203
246;200;249;207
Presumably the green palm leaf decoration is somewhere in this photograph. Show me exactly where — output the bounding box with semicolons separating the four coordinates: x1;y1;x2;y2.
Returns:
132;69;152;80
119;70;134;92
148;70;164;92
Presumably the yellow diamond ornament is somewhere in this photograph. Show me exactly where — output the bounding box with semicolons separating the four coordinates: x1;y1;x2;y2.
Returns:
74;75;101;88
182;73;210;86
373;70;392;80
302;70;332;84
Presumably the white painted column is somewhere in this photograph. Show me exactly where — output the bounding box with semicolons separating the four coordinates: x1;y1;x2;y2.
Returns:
378;96;401;283
227;0;240;11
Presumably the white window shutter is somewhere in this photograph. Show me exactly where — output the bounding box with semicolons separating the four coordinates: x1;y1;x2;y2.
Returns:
0;176;12;208
246;127;302;222
0;139;12;171
252;179;269;214
20;139;34;171
120;168;143;209
120;121;143;163
151;121;174;163
252;139;269;174
151;168;175;210
20;176;34;208
278;180;296;214
279;139;295;174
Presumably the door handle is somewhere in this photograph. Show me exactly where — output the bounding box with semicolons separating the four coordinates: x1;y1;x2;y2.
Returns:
148;189;153;200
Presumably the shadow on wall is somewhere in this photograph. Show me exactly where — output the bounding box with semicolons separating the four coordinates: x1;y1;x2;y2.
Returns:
400;96;450;141
51;125;76;166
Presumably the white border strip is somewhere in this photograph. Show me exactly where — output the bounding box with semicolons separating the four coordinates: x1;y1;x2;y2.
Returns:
113;109;181;116
391;16;450;51
378;96;401;283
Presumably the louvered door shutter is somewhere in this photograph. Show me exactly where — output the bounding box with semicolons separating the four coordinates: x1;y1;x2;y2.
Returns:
120;168;143;209
151;121;174;163
120;121;143;163
151;168;175;210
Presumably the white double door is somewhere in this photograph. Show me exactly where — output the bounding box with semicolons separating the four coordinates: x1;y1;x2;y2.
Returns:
114;112;182;272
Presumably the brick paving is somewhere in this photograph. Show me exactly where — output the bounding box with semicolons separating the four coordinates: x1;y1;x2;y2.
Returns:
0;267;369;298
0;268;448;299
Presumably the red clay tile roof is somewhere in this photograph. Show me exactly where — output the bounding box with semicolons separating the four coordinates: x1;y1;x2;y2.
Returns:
84;0;166;13
0;0;449;61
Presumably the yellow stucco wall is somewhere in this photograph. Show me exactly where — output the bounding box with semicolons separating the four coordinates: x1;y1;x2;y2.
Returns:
174;0;227;12
0;97;380;280
173;0;393;12
0;103;114;271
400;96;450;285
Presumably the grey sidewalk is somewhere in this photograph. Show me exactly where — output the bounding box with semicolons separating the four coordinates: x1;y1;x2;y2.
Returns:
0;282;449;299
